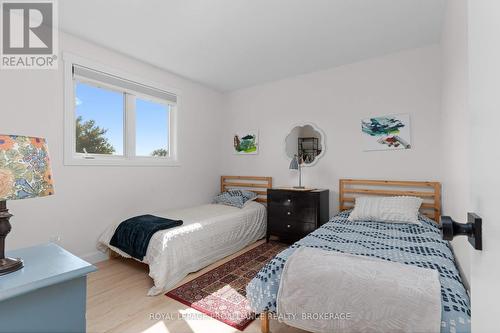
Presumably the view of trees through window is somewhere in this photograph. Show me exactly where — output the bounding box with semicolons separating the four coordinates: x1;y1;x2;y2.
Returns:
150;148;168;157
75;116;115;154
75;82;169;157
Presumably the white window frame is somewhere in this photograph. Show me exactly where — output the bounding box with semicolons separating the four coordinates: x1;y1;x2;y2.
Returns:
63;53;180;166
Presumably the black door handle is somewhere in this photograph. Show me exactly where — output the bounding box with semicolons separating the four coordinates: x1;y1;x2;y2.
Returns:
441;213;482;250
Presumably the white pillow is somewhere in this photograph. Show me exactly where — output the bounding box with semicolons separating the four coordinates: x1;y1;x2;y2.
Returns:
348;196;423;224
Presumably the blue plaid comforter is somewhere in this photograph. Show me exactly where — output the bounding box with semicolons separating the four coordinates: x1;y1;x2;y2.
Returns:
246;211;471;333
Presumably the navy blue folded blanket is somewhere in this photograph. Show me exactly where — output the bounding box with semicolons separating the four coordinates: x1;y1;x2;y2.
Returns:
110;214;183;260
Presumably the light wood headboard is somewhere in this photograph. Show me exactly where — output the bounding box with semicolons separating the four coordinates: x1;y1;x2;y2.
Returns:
221;176;273;203
339;179;441;223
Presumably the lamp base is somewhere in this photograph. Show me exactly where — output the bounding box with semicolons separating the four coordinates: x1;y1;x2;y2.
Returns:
0;200;22;276
293;186;306;189
0;257;23;276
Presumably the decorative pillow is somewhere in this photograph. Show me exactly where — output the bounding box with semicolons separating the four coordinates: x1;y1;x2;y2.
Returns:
214;190;258;208
348;196;423;224
227;189;258;201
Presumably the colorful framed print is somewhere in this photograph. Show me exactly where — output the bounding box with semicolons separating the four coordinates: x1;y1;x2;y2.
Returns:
234;130;258;155
361;114;411;151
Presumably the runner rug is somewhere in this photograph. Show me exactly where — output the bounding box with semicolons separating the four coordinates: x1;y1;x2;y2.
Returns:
166;241;287;330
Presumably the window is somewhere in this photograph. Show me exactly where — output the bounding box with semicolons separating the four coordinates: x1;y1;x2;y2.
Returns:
135;98;170;157
64;54;178;166
75;82;124;156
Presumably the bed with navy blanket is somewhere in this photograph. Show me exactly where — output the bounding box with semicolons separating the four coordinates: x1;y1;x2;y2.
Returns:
246;210;471;333
109;214;183;261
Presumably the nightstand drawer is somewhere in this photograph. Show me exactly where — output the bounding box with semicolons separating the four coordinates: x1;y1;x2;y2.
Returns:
268;191;313;206
269;204;316;223
269;219;316;235
268;201;316;223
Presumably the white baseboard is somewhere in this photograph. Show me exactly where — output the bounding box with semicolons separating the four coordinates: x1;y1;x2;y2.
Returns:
80;250;108;264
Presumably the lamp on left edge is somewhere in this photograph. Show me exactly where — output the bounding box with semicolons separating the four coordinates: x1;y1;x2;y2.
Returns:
0;135;55;276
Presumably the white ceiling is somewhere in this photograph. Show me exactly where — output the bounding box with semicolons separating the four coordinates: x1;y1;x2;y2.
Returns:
60;0;446;91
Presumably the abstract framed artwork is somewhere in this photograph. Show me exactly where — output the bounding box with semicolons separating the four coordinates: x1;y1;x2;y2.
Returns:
361;114;411;151
233;130;258;154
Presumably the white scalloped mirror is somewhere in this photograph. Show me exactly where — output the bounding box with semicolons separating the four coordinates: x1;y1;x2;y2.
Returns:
285;123;325;166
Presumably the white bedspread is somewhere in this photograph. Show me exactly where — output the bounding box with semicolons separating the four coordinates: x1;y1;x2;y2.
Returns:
277;247;441;333
97;201;266;295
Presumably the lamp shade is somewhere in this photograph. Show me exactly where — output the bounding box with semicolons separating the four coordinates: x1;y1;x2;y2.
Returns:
0;135;54;201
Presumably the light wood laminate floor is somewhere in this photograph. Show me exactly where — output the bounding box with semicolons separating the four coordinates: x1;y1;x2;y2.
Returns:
87;240;306;333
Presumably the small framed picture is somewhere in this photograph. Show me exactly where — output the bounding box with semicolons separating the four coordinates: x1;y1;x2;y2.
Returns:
234;130;258;155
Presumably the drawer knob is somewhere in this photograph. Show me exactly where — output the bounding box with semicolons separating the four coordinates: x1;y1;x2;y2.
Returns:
287;211;291;215
287;224;291;228
287;199;291;203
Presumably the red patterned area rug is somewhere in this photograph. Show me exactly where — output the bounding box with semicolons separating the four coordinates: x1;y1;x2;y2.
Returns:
166;241;287;330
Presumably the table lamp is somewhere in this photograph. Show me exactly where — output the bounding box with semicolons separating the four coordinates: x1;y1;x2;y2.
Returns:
0;135;54;275
289;154;304;189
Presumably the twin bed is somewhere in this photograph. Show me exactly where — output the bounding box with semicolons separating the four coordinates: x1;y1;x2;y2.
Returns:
249;179;470;333
98;176;272;295
98;177;470;333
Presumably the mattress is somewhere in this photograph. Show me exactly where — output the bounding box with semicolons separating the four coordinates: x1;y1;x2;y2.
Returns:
246;210;471;333
98;201;266;295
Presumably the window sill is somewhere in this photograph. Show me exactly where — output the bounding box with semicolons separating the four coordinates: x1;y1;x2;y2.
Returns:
64;156;181;167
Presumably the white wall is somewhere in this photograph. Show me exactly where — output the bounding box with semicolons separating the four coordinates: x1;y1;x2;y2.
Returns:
221;45;443;214
0;32;224;261
440;0;471;287
468;0;500;331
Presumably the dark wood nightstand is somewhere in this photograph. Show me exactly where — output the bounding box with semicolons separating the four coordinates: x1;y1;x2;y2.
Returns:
266;188;329;243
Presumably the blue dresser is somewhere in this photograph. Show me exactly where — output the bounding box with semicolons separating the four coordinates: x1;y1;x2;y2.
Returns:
0;243;97;333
